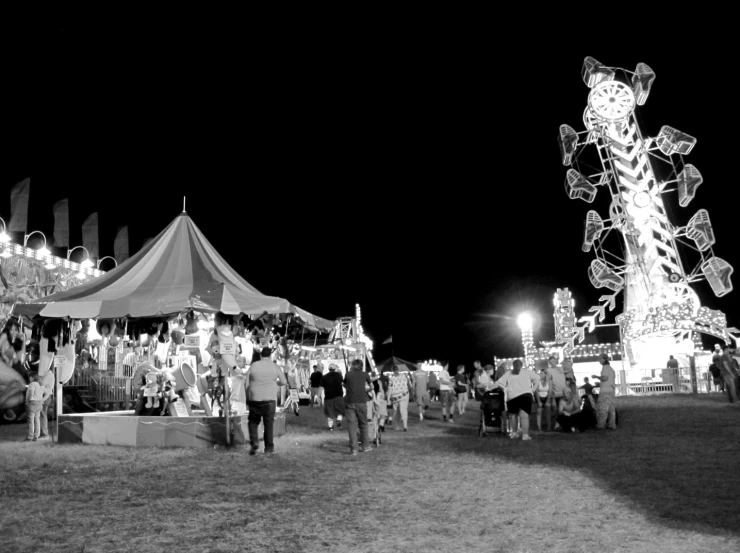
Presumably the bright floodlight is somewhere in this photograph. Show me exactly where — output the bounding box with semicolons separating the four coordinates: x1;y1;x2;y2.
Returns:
517;313;533;330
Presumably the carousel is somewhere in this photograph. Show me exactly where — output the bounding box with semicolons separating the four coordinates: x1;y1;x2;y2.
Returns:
10;211;334;448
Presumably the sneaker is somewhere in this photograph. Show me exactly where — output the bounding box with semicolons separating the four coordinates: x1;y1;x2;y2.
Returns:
361;446;372;453
521;435;532;441
249;446;259;456
509;432;520;439
449;418;454;423
24;438;33;442
443;416;447;422
32;437;38;441
38;434;49;439
403;428;407;432
337;422;343;430
265;450;275;455
329;427;334;432
350;450;358;456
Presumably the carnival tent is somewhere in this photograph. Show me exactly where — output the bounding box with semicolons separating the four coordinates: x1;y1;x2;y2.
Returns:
374;356;418;373
12;212;333;331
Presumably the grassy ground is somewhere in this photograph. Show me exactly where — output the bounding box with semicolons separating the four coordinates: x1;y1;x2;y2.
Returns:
1;393;739;553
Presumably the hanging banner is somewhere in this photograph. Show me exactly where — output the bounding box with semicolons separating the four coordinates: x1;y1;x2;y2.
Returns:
8;178;30;232
114;226;129;263
52;198;70;247
81;212;99;259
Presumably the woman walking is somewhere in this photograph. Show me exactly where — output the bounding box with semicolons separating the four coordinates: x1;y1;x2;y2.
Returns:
493;359;538;441
454;365;469;415
387;366;410;431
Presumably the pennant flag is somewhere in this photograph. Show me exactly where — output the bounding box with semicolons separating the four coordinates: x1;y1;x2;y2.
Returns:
81;212;99;259
114;226;129;263
52;199;70;247
8;178;30;232
382;335;392;345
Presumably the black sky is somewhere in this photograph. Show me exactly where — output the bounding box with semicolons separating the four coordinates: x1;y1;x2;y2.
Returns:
3;22;737;367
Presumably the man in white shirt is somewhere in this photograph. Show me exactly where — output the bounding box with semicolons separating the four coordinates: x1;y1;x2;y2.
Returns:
592;353;617;430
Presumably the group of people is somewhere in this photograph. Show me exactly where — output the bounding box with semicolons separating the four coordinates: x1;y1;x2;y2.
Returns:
1;320;53;441
709;343;740;403
470;354;617;441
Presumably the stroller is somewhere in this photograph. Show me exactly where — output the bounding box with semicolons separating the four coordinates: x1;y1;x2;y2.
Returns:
478;388;506;437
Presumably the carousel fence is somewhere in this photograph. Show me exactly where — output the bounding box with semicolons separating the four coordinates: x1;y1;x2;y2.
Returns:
67;366;96;388
619;367;711;395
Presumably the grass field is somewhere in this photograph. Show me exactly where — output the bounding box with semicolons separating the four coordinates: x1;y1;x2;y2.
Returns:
1;393;739;553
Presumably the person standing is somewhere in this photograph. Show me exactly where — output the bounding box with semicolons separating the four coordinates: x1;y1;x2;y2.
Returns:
592;353;617;430
720;344;739;403
387;366;410;431
579;377;594;398
244;347;287;455
309;364;324;406
535;370;549;432
454;365;469;415
471;360;483;400
321;364;345;431
493;359;538;441
374;375;389;432
708;360;723;393
545;356;566;431
229;355;248;416
428;370;439;402
438;366;455;422
24;373;48;441
412;364;430;420
285;363;300;416
344;359;373;455
562;358;575;386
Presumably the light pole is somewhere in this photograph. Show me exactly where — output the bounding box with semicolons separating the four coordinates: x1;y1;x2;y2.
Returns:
517;313;535;371
97;256;118;270
67;245;94;268
24;230;55;269
0;217;10;243
0;217;10;258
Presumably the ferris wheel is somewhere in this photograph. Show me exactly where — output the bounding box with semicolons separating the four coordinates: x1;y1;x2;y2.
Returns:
556;57;735;366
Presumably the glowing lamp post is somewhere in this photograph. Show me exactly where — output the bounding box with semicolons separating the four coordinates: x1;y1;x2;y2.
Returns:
24;230;55;269
517;313;535;370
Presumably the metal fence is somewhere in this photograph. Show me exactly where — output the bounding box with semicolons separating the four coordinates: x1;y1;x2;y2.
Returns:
617;367;712;396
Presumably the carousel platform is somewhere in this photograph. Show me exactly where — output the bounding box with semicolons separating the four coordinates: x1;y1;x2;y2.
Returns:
57;410;286;448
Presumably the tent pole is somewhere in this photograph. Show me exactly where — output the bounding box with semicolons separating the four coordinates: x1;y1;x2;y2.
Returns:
224;370;231;446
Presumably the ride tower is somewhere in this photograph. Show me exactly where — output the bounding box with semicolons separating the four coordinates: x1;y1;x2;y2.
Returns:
557;57;736;368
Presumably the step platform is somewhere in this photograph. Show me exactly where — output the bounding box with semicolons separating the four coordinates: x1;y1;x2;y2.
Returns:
57;410;286;448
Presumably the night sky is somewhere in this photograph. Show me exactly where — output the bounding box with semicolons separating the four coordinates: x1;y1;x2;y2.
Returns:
3;24;737;367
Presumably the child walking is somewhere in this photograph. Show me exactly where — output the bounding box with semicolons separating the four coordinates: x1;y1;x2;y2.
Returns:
25;373;47;441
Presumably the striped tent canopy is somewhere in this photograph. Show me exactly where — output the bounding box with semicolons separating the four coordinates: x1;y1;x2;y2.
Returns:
374;356;418;373
11;213;333;331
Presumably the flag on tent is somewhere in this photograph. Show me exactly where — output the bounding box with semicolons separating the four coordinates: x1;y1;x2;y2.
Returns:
8;178;30;232
52;198;70;247
81;212;99;259
114;226;129;262
383;335;392;345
